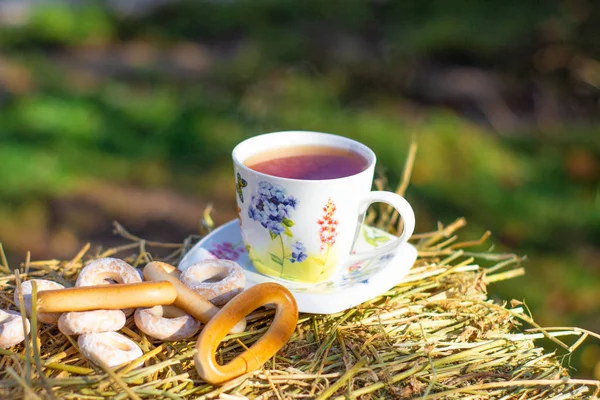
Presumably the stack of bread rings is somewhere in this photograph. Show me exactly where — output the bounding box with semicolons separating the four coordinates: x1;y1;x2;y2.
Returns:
3;254;298;385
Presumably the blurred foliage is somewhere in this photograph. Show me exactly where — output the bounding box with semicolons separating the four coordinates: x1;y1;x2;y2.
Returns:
0;0;598;378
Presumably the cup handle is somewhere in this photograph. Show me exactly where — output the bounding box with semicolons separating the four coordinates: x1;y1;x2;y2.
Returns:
346;191;415;265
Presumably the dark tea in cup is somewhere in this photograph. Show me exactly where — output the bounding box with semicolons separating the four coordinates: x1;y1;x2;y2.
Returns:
244;145;368;180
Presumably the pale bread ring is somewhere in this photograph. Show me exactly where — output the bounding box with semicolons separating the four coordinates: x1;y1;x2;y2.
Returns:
134;305;201;341
180;260;246;306
0;309;30;349
14;279;64;324
76;258;142;316
179;248;216;272
76;258;142;286
58;310;126;336
78;331;143;368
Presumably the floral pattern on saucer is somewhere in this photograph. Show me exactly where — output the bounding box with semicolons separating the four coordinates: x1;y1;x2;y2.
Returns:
209;241;245;261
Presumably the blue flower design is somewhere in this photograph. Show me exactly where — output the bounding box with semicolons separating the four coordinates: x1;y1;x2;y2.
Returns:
285;197;298;209
248;181;308;275
271;186;287;202
267;221;285;235
248;181;298;237
248;203;268;227
264;200;279;217
289;241;308;263
278;203;293;217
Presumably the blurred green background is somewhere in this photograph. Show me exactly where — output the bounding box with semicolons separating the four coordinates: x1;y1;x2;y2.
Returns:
0;0;598;379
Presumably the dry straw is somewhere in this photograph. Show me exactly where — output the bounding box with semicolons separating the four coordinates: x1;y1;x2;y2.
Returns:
1;145;599;399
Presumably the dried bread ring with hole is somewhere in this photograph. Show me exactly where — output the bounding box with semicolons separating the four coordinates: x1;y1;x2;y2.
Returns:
76;258;141;286
78;331;143;368
143;261;246;334
0;309;30;349
14;279;64;324
76;258;142;316
58;310;126;336
194;282;298;385
180;260;246;306
179;248;216;272
134;305;201;341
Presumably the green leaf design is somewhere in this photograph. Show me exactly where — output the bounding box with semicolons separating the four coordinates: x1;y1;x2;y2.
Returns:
282;218;294;227
362;227;391;247
374;235;390;242
269;231;278;240
270;253;283;265
284;226;293;237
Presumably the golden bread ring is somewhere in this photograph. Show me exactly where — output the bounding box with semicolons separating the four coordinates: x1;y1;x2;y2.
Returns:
194;282;298;384
37;281;177;313
76;258;142;316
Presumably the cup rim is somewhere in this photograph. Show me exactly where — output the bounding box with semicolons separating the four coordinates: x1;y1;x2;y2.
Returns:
232;130;376;183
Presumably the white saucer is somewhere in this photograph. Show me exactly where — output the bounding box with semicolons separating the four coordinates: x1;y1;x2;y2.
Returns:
179;220;417;314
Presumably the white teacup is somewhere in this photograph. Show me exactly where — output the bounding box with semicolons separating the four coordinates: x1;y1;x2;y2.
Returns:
232;131;415;284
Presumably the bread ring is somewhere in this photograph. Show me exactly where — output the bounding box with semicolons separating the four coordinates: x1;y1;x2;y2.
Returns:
143;262;246;334
76;258;142;287
76;258;142;316
14;279;64;324
0;309;30;349
194;282;298;384
179;248;216;272
180;260;246;306
37;281;177;313
134;305;201;341
58;310;126;336
78;331;143;368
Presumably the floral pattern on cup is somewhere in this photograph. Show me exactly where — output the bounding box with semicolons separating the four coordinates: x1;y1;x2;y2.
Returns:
236;173;248;203
289;241;308;263
247;181;306;277
317;198;338;266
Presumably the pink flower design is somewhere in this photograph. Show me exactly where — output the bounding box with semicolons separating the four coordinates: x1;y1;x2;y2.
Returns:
210;242;244;261
317;198;338;251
